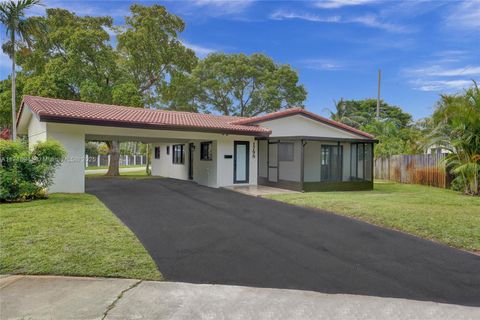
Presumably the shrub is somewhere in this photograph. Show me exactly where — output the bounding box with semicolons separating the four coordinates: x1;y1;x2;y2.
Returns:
0;140;66;202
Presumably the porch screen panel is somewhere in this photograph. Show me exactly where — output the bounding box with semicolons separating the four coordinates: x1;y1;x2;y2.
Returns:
365;143;373;181
350;142;373;181
268;143;278;182
321;145;343;181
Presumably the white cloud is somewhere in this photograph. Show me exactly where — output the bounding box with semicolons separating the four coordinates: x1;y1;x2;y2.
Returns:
406;65;480;77
348;14;408;33
270;10;340;23
191;0;255;15
411;79;473;92
315;0;377;9
298;59;344;70
182;41;216;58
445;0;480;29
403;57;479;92
269;10;409;33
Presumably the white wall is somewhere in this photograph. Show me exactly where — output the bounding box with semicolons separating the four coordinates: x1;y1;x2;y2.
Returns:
148;136;259;188
260;114;365;139
27;115;47;148
46;124;85;193
151;143;190;181
151;140;218;187
216;135;257;187
278;141;301;182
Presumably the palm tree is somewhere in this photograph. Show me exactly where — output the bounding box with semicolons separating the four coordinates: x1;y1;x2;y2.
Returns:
0;0;43;140
324;98;365;128
430;81;480;195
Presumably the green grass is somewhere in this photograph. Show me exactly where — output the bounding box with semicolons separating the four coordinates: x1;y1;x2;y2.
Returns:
85;164;145;170
267;181;480;252
85;169;159;179
0;194;162;280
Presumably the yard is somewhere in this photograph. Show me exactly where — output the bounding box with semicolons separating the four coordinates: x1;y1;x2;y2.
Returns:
267;181;480;252
0;194;161;280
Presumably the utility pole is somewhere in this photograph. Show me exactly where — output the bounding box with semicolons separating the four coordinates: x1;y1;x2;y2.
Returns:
376;69;381;119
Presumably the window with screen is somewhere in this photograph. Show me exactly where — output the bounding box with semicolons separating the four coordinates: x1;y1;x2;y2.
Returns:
172;144;184;164
278;143;294;161
200;141;212;161
154;146;160;159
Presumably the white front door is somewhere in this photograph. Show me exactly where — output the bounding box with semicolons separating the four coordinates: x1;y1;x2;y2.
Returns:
234;141;249;183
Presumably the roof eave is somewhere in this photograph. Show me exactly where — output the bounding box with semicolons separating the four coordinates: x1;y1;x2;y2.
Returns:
39;115;271;137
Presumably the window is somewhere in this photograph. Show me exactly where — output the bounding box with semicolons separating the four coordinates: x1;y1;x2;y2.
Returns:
278;143;294;161
166;145;170;155
172;144;184;164
154;146;160;159
200;141;212;161
321;145;343;181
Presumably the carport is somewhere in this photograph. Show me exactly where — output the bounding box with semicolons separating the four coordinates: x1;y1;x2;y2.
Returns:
16;96;268;192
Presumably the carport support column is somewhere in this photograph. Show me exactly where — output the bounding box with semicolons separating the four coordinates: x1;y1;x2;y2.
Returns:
47;127;85;193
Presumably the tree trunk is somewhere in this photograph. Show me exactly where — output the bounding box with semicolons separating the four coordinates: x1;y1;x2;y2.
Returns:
145;144;151;176
106;140;120;176
11;32;16;141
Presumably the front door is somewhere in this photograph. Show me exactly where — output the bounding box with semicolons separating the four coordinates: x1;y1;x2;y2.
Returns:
234;141;249;183
188;143;194;180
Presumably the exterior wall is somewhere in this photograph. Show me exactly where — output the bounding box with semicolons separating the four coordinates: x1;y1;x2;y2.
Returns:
151;143;190;181
259;114;364;139
152;136;257;188
27;115;47;148
46;123;85;193
151;140;217;187
216;135;257;187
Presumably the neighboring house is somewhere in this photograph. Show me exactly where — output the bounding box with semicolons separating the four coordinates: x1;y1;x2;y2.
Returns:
426;144;451;155
16;96;377;193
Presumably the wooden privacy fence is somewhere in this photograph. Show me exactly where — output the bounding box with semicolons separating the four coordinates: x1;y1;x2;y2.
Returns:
374;153;452;188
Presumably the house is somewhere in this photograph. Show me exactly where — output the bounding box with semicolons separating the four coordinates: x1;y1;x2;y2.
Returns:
17;96;377;193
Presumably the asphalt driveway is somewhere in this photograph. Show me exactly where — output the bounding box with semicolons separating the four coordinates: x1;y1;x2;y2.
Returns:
86;178;480;307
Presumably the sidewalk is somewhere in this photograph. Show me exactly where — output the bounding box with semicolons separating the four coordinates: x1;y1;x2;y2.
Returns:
1;275;479;320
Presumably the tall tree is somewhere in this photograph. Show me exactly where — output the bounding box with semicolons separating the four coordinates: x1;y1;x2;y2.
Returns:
165;53;307;117
326;98;365;128
117;4;197;107
0;0;43;140
327;98;412;129
430;81;480;195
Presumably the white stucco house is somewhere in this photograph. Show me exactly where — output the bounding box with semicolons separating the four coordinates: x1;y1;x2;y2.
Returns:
17;96;377;193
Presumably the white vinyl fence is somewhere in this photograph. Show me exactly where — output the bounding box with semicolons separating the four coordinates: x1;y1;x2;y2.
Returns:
85;154;146;168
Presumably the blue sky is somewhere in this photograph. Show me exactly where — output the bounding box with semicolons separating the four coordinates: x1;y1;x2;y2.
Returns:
1;0;479;120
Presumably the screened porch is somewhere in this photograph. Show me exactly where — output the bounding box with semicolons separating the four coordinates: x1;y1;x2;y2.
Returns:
257;138;375;192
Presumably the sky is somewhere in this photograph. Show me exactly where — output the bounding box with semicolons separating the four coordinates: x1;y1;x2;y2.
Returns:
0;0;479;120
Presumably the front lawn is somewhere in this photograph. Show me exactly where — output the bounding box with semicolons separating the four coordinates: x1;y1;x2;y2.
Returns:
0;194;162;280
85;169;159;179
267;181;480;252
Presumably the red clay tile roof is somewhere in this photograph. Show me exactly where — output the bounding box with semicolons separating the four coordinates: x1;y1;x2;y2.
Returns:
19;96;271;136
232;107;375;139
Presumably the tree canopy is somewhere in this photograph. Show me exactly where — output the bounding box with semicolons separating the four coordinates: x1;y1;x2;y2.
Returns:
164;53;307;117
328;98;413;129
429;82;480;195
